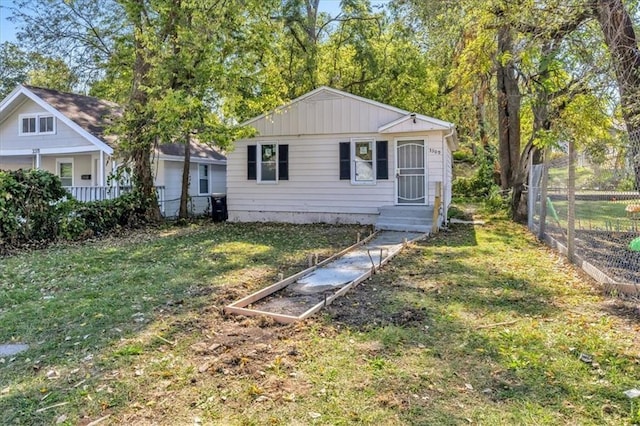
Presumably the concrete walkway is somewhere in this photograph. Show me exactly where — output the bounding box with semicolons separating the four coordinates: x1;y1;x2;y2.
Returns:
226;230;428;322
290;231;423;294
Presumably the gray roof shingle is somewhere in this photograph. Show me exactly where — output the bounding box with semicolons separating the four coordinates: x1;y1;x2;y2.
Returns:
25;85;121;147
24;85;226;161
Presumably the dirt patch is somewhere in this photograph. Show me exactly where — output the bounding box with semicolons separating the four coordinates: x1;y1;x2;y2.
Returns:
324;279;430;331
250;287;334;317
193;316;305;379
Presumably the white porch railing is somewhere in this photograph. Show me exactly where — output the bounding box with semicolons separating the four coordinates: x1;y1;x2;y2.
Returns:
66;186;166;213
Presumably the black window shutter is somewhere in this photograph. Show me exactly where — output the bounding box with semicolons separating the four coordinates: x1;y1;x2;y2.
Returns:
247;145;257;180
339;142;350;180
278;144;289;180
376;141;388;180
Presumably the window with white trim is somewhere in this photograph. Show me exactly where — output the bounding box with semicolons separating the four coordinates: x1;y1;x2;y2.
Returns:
198;164;210;194
39;116;54;133
259;143;277;183
19;114;56;135
57;159;73;187
248;144;288;183
352;138;376;184
22;116;36;134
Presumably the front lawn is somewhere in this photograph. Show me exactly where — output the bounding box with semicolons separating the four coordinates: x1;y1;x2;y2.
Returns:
1;216;639;425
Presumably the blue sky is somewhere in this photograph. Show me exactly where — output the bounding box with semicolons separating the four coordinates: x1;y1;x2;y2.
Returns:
0;0;363;44
0;0;16;43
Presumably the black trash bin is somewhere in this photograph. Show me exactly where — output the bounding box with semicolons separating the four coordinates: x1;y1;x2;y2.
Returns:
211;193;228;222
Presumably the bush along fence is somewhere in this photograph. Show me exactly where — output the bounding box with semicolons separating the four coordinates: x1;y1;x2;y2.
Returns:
528;133;640;295
0;169;154;253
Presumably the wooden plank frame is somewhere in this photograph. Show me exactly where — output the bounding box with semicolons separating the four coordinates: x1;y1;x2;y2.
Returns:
224;231;428;324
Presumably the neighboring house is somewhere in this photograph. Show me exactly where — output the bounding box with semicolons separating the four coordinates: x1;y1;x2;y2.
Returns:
0;84;226;217
227;86;458;231
155;142;226;217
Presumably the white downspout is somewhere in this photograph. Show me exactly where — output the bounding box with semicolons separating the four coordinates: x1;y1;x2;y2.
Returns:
442;126;456;227
32;149;41;169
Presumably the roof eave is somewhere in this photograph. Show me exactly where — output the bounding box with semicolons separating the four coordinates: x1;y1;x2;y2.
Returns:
0;85;114;156
158;154;227;165
378;114;453;133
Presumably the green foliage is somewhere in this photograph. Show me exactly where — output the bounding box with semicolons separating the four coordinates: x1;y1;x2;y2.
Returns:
72;191;150;236
453;147;476;163
0;42;79;98
0;169;69;245
453;151;498;199
0;169;153;251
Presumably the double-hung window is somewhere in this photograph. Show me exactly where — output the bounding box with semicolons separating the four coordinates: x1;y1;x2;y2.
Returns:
247;143;289;183
39;116;54;133
19;114;55;135
339;140;388;183
259;144;277;182
22;116;36;134
198;164;210;194
352;139;375;183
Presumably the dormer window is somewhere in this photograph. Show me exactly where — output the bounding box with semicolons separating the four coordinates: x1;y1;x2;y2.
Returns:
19;114;55;135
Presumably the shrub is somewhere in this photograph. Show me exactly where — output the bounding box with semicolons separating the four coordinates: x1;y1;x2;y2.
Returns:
0;169;70;245
0;169;154;252
74;192;149;236
452;155;497;199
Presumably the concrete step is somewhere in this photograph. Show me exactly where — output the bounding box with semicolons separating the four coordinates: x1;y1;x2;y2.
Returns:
376;205;434;233
378;205;434;218
377;216;432;226
375;221;432;233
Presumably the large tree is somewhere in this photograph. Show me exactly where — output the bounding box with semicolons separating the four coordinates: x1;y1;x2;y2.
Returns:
594;0;640;189
0;42;79;98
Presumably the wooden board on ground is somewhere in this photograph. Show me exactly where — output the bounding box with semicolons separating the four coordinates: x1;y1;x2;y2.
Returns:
224;231;427;323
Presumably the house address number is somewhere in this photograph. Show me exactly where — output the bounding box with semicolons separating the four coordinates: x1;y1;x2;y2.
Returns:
429;148;442;155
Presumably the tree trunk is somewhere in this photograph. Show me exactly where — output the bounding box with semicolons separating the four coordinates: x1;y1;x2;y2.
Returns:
496;25;521;192
595;0;640;189
511;40;554;222
125;0;160;222
179;134;191;219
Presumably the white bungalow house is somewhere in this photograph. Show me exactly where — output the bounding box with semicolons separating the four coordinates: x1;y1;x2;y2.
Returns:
227;86;458;232
0;85;226;217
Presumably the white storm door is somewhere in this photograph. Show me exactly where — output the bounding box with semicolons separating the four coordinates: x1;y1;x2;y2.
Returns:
396;140;426;205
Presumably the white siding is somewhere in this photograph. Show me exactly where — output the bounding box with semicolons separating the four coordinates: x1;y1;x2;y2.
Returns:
425;135;444;205
211;164;226;193
229;88;455;224
228;134;396;223
161;160;227;217
252;94;405;137
444;144;453;215
0;100;96;152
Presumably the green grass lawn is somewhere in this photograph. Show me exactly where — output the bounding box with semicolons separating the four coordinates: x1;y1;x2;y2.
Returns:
1;216;639;425
542;199;639;232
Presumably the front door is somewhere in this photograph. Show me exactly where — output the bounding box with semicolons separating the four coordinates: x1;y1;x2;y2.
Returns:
396;139;426;205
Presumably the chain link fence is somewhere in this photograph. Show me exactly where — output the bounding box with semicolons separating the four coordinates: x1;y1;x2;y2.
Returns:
528;132;640;294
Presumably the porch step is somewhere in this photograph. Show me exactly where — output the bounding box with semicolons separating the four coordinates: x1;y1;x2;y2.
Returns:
375;205;434;233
